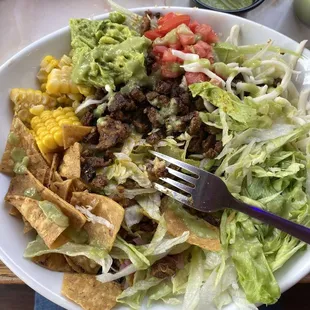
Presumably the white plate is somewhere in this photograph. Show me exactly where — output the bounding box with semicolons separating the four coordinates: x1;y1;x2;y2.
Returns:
0;6;309;310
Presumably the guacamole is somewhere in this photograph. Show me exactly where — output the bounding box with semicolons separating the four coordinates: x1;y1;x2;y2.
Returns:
70;14;151;89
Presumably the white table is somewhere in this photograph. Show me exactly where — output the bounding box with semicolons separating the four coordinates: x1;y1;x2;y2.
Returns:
0;0;309;66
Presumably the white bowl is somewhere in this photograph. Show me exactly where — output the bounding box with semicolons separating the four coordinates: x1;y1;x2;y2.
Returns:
0;6;309;310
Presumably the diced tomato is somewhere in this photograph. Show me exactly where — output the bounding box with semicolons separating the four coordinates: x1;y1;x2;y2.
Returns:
183;45;195;54
158;15;191;35
161;63;183;78
158;12;177;26
178;33;196;46
153;45;168;57
144;29;163;40
193;40;213;59
188;20;199;32
194;24;219;43
185;72;209;85
162;49;179;63
169;41;182;50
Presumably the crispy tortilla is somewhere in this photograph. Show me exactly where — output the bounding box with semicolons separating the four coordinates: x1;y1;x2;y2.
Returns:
50;180;73;201
6;171;86;229
59;143;81;179
9;206;21;218
27;154;50;184
46;154;60;188
53;171;63;182
62;273;122;310
64;255;100;274
62;125;93;149
71;192;124;251
32;253;74;272
72;179;89;192
0;117;39;174
22;216;34;234
6;196;67;248
164;208;221;251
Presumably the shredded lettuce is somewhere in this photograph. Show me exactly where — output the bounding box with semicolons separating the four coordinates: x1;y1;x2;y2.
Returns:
136;192;161;221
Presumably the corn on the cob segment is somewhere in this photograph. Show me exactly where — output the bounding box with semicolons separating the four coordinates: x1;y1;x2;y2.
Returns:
30;107;81;154
46;66;80;95
37;55;59;84
10;88;57;123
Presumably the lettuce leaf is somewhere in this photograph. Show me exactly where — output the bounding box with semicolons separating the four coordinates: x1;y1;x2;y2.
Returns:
136;192;161;221
24;236;112;273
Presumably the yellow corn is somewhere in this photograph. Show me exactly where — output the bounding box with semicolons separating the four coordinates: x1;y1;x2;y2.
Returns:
46;66;80;95
30;107;81;153
58;55;72;68
37;55;59;84
10;88;57;123
77;85;95;97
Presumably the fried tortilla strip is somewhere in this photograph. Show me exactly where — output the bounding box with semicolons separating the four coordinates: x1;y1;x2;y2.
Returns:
27;154;50;184
72;178;89;192
50;179;73;201
164;208;221;251
62;274;122;310
59;142;81;179
22;216;34;234
53;171;63;182
0;117;39;174
46;154;60;188
6;171;86;229
9;206;22;218
64;255;100;274
62;125;93;149
6;196;67;248
71;192;124;251
32;253;74;272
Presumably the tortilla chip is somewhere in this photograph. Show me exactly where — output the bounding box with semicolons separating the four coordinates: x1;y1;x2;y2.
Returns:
53;171;63;182
41;152;55;165
9;206;22;218
62;274;122;310
6;171;86;229
59;143;81;179
22;216;34;234
6;195;67;248
72;178;89;192
71;192;124;251
164;209;221;251
32;253;74;272
64;255;100;274
50;180;73;201
27;154;50;184
0;117;39;174
62;125;93;149
46;154;60;188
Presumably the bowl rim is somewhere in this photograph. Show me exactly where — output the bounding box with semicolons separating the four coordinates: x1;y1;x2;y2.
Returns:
193;0;266;14
0;5;309;310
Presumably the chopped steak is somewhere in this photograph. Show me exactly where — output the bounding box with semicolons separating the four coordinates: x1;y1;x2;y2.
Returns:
80;110;96;126
133;117;151;134
144;106;163;128
82;130;99;144
151;256;177;279
140;11;151;34
84;156;112;168
146;91;159;103
90;174;108;190
94;87;107;100
204;125;221;135
109;110;133;122
130;88;146;103
188;136;204;153
146;158;168;181
188;112;202;136
146;129;165;145
96;117;130;150
108;93;136;113
214;141;223;153
155;80;173;95
203;138;222;159
202;135;216;153
81;162;96;183
145;52;156;75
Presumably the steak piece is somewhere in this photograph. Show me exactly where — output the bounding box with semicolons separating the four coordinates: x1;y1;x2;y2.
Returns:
108;93;136;113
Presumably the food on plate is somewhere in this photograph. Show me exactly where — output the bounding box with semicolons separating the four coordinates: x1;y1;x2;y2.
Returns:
198;0;254;11
1;2;310;310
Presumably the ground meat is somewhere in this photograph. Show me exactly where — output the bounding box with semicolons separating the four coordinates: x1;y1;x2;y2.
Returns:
96;117;130;150
146;129;165;145
82;130;99;144
214;141;223;153
188;112;202;136
146;91;159;102
94;88;107;100
204;125;221;135
108;93;136;112
146;158;168;181
202;135;216;153
155;80;173;95
151;256;177;279
138;218;157;232
203;138;222;159
130;87;146;103
84;156;112;168
133;118;151;134
157;95;170;106
179;91;191;105
90;174;108;190
140;11;151;34
81;162;96;183
109;194;137;208
144;106;163;128
123;179;137;189
188;136;204;153
109;110;133;122
80;110;96;126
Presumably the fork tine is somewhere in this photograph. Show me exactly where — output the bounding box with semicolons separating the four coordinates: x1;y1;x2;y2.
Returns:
160;177;194;195
150;151;199;175
167;167;197;185
153;183;193;207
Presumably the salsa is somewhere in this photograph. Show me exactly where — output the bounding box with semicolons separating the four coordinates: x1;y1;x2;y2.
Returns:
201;0;253;10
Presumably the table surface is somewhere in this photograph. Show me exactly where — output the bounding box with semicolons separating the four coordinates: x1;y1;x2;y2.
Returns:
0;0;310;284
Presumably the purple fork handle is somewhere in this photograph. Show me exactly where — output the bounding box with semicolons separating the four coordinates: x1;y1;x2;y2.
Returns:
231;198;310;244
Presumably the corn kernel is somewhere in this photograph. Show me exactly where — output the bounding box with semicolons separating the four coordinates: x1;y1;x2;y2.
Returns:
65;111;76;117
53;131;64;147
30;105;45;116
63;107;73;113
73;121;81;126
52;109;64;118
42;134;58;149
58;119;72;126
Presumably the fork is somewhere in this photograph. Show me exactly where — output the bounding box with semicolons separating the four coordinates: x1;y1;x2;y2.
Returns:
150;151;310;244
